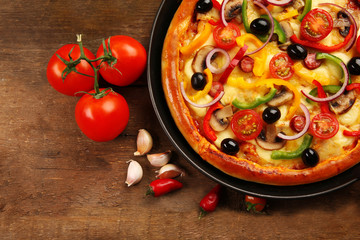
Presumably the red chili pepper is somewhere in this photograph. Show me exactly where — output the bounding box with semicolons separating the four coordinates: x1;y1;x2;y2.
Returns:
199;184;222;219
219;45;248;84
146;179;183;197
290;25;354;53
343;130;360;137
212;0;221;10
203;102;223;142
346;83;360;92
312;80;331;114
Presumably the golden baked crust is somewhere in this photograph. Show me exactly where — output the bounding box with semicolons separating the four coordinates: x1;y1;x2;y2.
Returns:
161;0;360;185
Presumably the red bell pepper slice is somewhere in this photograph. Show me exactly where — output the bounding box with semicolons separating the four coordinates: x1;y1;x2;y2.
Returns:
346;83;360;92
219;45;248;84
203;102;223;142
212;0;221;10
208;19;221;25
312;80;331;114
290;25;354;53
343;130;360;137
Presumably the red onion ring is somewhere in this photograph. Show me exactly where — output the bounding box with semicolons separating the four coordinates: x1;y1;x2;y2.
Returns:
246;0;274;55
265;0;292;6
206;48;231;74
277;104;310;140
301;62;349;102
220;0;230;27
319;3;358;52
180;82;225;108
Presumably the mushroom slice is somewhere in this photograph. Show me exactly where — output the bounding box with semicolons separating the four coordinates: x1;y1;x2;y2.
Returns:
256;124;286;150
209;105;233;132
330;90;356;115
192;45;214;73
267;86;294;107
224;0;243;23
278;21;294;51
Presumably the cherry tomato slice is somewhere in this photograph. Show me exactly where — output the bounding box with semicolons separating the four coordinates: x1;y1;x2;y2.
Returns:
269;53;294;80
300;8;333;42
310;113;339;139
231;110;262;141
213;23;241;50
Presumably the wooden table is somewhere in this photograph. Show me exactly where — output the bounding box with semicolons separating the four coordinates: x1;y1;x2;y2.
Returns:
1;0;359;239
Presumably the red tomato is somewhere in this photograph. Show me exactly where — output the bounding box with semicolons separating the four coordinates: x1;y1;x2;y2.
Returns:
356;36;360;54
213;23;241;50
245;195;266;212
75;89;129;142
290;115;306;132
231;110;262;141
47;44;96;96
310;113;339;139
300;8;333;42
269;53;294;80
96;35;147;86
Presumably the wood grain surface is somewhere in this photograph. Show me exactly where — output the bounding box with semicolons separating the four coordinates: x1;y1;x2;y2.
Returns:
0;0;359;239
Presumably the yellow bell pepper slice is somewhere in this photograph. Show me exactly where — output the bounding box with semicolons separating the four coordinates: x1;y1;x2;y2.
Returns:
227;76;300;119
188;68;213;101
293;62;330;85
180;23;212;56
275;8;299;21
236;33;266;77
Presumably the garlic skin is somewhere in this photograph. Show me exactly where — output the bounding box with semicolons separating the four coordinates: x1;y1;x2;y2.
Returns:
147;150;172;167
134;129;153;156
156;163;185;179
125;160;143;187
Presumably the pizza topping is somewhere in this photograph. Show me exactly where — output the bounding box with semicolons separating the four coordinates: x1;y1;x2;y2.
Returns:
301;148;319;167
221;138;240;155
239;56;254;73
335;11;351;37
300;8;333;42
265;0;292;6
271;134;313;159
343;129;360;137
312;80;331;114
206;48;231;74
223;0;243;22
329;90;356;115
192;45;214;73
209;105;233;131
269;53;294;80
204;102;224;141
250;18;270;35
219;45;248;84
277;103;310;140
180;22;212;56
180;82;225;108
262;106;281;124
213;23;241;50
196;0;214;13
191;72;207;90
303;52;322;70
267;86;294;107
347;57;360;75
310;113;339;139
297;0;311;21
231;109;263;140
209;81;224;97
286;43;307;60
318;3;358;51
232;87;277;109
290;115;306;133
256;124;286;150
301;61;349;103
257;15;287;44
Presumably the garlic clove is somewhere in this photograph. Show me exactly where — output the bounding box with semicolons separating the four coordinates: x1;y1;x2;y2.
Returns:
156;163;185;179
134;129;153;156
147;150;172;167
125;160;143;187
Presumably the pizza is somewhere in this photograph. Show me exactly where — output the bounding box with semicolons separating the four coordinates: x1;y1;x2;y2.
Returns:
161;0;360;185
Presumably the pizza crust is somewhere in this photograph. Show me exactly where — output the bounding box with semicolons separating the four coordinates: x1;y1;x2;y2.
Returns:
161;0;360;185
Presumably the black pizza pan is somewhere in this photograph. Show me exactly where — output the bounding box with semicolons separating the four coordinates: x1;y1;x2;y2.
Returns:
147;0;360;199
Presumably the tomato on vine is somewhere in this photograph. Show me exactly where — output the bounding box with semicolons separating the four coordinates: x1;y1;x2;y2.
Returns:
245;195;266;212
96;35;147;86
47;44;97;96
75;88;129;142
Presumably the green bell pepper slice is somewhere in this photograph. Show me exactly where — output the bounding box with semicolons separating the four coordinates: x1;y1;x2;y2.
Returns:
305;85;342;103
271;134;313;160
242;0;251;33
232;88;277;109
256;15;287;44
297;0;312;22
316;52;351;83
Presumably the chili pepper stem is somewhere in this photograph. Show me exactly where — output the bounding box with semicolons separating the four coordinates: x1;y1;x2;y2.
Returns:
198;208;208;219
